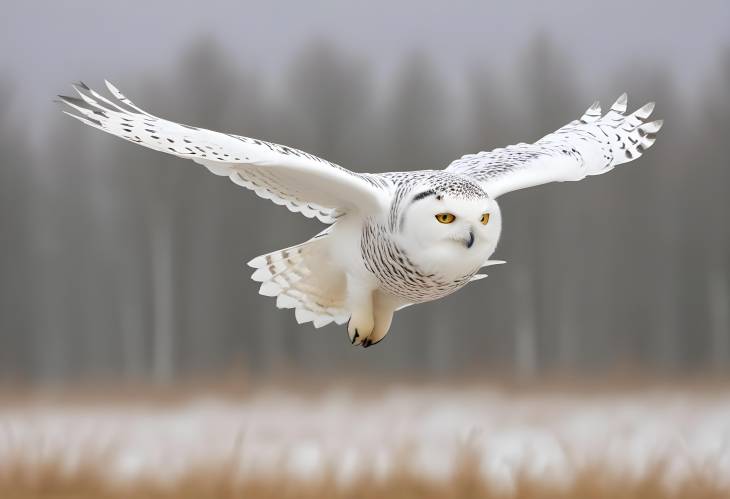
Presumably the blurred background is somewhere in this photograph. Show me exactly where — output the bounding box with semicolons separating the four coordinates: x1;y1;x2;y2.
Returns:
2;2;730;496
0;0;729;386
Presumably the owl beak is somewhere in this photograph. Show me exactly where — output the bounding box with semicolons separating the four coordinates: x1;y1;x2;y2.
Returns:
465;230;475;249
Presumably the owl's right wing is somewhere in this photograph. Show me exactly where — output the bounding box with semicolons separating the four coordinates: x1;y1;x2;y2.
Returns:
59;81;390;224
446;94;663;198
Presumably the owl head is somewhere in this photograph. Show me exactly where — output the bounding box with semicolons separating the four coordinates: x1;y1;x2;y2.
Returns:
396;176;502;276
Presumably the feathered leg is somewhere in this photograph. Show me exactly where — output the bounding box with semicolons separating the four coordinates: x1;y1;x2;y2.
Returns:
346;274;376;346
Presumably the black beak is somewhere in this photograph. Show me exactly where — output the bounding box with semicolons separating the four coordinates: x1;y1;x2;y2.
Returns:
466;231;475;249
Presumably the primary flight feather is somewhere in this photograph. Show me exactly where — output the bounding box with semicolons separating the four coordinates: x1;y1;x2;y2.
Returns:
59;82;662;348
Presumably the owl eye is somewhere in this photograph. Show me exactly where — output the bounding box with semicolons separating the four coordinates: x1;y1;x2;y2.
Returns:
435;213;456;224
480;213;490;225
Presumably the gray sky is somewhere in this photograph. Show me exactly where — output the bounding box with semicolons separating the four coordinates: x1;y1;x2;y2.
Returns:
2;0;728;124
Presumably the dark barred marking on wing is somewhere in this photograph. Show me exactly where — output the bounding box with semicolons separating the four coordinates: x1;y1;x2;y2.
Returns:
59;81;389;224
447;94;663;198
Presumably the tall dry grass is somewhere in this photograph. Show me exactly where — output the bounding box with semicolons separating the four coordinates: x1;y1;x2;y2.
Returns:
1;453;728;499
3;379;730;498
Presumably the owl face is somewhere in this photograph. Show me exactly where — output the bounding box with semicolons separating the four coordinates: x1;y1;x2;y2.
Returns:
397;189;502;276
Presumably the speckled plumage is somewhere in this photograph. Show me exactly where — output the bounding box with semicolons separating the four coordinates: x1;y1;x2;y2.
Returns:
59;83;662;348
358;171;488;303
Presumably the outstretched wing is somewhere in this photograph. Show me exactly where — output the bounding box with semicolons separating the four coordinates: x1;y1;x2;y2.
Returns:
446;94;663;198
59;81;389;223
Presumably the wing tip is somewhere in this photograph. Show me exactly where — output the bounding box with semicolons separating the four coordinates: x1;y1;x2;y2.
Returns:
104;79;119;95
640;119;664;134
580;100;602;122
634;101;656;120
610;92;628;113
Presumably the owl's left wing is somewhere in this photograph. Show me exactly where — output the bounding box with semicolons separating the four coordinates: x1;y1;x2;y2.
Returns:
446;94;663;198
59;82;389;223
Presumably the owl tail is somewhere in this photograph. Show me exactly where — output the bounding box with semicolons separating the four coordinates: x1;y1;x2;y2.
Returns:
247;229;350;328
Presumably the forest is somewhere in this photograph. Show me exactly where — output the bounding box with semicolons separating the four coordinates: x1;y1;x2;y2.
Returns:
0;36;728;384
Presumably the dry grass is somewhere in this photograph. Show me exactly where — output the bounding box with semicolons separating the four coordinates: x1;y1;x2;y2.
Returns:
4;370;730;408
2;379;729;498
1;453;728;499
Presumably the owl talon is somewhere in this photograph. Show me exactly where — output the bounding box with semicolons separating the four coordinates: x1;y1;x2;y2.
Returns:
369;337;384;347
347;313;374;347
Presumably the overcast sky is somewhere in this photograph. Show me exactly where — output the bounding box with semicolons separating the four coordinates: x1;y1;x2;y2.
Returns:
2;0;728;125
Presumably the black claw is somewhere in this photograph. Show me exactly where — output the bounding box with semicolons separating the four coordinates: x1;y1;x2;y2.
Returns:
370;337;385;347
350;329;359;345
362;338;372;348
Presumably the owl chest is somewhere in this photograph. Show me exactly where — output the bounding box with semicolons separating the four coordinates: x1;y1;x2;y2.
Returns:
359;224;474;303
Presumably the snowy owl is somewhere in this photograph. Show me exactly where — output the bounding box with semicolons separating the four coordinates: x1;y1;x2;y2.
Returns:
59;82;662;348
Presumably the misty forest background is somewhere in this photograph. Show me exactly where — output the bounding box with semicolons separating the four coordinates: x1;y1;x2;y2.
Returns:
1;36;729;384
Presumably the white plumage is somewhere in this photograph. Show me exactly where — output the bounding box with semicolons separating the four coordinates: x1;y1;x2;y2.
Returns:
59;82;663;348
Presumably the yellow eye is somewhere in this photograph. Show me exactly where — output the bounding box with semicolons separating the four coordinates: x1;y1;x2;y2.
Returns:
435;213;456;224
480;213;490;225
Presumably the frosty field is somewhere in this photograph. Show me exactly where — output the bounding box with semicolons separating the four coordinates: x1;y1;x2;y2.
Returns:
2;382;730;498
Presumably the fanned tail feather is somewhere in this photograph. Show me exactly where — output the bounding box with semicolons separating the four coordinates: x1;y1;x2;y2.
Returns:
248;230;348;328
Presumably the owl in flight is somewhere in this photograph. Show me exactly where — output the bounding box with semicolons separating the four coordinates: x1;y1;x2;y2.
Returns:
59;82;662;348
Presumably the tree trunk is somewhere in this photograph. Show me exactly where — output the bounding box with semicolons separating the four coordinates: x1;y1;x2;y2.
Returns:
151;199;175;383
709;267;730;371
513;266;537;378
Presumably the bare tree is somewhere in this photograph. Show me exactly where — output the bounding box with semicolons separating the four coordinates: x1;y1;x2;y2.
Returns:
0;79;35;380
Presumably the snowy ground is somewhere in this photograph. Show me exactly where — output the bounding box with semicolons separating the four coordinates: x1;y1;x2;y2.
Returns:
1;385;730;494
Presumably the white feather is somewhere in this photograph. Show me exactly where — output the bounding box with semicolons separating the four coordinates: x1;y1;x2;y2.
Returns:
59;81;663;349
59;82;389;224
447;94;663;198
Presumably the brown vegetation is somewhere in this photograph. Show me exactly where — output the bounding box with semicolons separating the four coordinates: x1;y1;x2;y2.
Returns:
1;455;728;499
2;382;729;498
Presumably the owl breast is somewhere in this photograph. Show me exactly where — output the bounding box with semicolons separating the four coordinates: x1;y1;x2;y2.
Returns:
360;220;477;303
